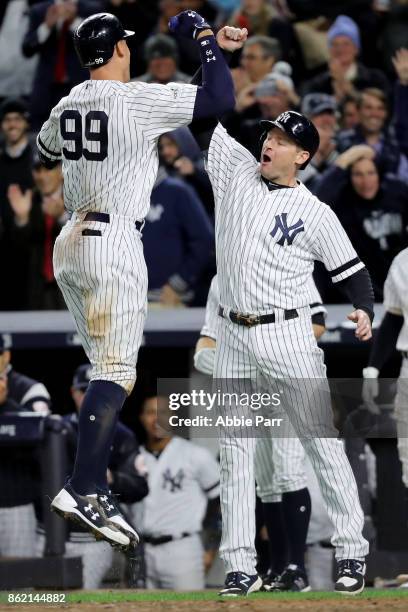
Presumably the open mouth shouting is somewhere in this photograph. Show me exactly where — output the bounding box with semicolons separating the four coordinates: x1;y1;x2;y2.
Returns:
261;152;272;165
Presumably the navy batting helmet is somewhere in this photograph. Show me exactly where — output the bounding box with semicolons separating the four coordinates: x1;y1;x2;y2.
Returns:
259;111;320;169
74;13;134;69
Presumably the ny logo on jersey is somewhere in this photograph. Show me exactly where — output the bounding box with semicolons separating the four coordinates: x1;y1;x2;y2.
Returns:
162;468;185;492
270;213;304;246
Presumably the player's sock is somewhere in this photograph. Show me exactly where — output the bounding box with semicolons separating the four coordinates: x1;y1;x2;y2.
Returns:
70;380;127;495
94;409;119;494
262;501;288;575
282;488;311;571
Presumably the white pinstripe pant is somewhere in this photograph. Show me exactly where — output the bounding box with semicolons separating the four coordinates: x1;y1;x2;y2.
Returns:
255;436;307;503
53;213;148;394
214;307;368;575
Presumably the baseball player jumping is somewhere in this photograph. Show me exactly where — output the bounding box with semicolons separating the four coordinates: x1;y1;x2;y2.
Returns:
36;10;239;549
189;35;375;596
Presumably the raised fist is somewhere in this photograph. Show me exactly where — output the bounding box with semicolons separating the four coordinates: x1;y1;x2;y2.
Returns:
216;26;248;52
168;10;212;40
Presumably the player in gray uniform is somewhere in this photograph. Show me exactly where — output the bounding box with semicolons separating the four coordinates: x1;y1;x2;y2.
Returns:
133;396;220;590
195;275;327;592
362;247;408;523
189;40;374;593
36;10;240;548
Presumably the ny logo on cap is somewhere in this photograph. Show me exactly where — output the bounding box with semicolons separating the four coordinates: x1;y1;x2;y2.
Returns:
271;213;304;246
278;111;292;124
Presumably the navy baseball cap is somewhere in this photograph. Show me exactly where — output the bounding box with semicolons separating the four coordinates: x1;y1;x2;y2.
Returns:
0;98;30;122
301;93;337;118
72;364;92;390
0;334;12;353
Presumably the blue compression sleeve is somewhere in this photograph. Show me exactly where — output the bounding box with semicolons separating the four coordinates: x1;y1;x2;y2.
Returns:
193;35;235;120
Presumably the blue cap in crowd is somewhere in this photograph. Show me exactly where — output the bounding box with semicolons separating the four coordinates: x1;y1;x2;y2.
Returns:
72;364;92;391
328;15;361;50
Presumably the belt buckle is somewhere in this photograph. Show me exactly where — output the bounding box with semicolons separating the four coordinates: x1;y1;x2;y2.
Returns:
237;313;260;327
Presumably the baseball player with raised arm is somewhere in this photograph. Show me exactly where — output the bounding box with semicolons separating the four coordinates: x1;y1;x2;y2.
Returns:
36;10;238;549
362;247;408;521
189;34;375;594
195;275;326;593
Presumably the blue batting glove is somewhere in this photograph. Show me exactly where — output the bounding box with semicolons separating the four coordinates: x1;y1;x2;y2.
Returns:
168;10;212;40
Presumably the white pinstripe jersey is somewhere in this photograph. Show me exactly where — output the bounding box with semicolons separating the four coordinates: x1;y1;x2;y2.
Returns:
134;437;220;536
37;80;197;218
383;247;408;351
200;274;326;339
206;123;364;313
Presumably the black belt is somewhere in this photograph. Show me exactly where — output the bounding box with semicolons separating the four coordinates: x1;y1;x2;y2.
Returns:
218;305;298;328
309;540;334;549
143;532;193;546
84;211;143;232
402;351;408;359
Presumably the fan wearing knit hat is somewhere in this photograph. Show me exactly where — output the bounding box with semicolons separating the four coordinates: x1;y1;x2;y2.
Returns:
302;15;390;101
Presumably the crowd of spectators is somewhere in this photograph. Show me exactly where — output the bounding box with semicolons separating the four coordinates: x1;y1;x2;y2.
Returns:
0;0;407;309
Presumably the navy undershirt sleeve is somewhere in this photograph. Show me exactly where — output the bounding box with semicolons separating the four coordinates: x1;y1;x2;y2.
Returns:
336;267;375;322
368;312;404;370
193;35;235;120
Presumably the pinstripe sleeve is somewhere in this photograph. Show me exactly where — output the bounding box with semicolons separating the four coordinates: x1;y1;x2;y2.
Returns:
121;81;198;139
37;108;62;163
383;260;403;314
312;205;364;283
207;123;256;203
201;275;220;340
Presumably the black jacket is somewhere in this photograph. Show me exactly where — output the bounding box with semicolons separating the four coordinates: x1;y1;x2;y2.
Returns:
316;165;408;299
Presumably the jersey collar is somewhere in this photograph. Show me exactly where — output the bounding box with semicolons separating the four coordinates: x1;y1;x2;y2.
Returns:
261;176;297;191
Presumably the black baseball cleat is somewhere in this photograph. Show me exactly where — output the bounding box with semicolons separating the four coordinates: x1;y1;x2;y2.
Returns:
261;569;280;592
335;559;366;595
218;571;263;597
97;492;139;546
268;564;311;592
51;483;130;548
